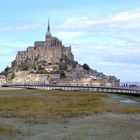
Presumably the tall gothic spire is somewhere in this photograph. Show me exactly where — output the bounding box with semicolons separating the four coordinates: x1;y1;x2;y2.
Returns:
46;19;51;37
47;19;50;32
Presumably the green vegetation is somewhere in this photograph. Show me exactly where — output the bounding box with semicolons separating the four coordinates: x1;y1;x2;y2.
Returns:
0;90;107;122
36;69;47;74
38;65;43;71
0;66;10;75
34;60;47;66
11;60;16;67
58;61;67;71
6;72;16;81
72;61;78;68
19;62;29;71
36;64;48;74
48;62;52;65
105;102;140;114
60;71;66;79
83;63;90;71
4;66;10;72
0;89;139;123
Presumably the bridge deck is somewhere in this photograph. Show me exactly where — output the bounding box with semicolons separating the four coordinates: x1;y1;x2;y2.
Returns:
2;84;140;95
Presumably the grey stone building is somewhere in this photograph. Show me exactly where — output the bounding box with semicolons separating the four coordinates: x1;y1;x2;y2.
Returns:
15;20;74;66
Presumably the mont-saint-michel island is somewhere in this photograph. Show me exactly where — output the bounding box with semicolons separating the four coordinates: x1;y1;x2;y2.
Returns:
0;1;140;139
0;21;120;87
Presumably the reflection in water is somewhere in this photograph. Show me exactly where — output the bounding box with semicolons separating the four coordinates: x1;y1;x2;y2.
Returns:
111;94;139;104
112;96;122;99
120;99;138;104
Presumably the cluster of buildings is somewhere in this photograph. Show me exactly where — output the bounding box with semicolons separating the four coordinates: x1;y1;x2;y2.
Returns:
56;64;120;87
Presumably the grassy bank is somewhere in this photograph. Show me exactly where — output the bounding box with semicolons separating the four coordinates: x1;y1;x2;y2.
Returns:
0;90;107;122
0;89;139;123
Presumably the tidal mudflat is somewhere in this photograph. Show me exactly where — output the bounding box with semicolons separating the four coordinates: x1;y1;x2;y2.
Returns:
0;89;140;140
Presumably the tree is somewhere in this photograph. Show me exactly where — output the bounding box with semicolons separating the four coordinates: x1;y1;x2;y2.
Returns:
36;69;47;74
83;63;90;71
4;66;10;72
60;71;66;79
36;65;47;74
48;62;52;65
6;72;16;81
31;63;37;70
19;62;28;71
60;58;63;62
38;65;43;71
1;66;10;76
11;60;16;67
72;61;78;68
59;60;67;71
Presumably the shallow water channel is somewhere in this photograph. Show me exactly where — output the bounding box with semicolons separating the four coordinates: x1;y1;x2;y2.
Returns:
111;93;140;104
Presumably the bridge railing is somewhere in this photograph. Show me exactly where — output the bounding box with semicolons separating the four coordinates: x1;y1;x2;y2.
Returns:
2;83;140;95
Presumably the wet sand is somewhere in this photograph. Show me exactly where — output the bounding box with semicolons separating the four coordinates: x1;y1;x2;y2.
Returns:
0;113;140;140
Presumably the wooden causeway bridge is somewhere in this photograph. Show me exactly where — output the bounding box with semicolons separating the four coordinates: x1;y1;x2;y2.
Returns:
2;84;140;96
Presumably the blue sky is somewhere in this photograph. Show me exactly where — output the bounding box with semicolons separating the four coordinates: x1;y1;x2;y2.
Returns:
0;0;140;81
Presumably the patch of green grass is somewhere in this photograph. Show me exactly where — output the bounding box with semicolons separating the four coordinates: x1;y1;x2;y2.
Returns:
102;100;140;114
0;89;39;94
0;90;107;122
0;89;140;123
113;106;140;113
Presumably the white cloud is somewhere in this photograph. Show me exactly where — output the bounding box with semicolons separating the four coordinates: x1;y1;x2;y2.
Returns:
71;41;140;81
111;9;140;22
15;23;45;30
58;9;140;36
0;39;30;70
0;39;32;61
1;9;140;33
55;31;85;40
0;39;29;49
99;61;140;69
0;23;46;32
0;27;13;32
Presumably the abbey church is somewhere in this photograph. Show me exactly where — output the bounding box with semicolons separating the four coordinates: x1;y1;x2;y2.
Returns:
15;21;74;66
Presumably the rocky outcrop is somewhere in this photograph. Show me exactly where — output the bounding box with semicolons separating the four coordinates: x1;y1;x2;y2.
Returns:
9;71;49;84
0;75;6;85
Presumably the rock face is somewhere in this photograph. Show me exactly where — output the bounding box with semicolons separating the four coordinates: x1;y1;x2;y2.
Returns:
10;71;49;84
0;75;6;85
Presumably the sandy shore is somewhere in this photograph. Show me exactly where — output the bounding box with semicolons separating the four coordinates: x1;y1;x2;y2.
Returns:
0;113;140;140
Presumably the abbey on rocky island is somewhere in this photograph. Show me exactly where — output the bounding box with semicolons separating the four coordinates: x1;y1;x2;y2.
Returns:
0;20;120;87
15;20;74;67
